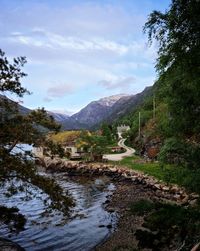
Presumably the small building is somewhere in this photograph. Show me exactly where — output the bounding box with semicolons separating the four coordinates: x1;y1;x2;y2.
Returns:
110;146;124;153
32;147;44;158
64;146;84;160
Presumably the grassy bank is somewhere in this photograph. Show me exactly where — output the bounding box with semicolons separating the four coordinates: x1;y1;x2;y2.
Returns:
116;156;200;194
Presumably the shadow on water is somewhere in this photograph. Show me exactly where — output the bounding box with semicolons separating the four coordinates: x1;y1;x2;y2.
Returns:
0;173;117;251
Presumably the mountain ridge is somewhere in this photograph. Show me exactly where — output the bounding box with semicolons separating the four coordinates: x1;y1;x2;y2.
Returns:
61;87;152;130
1;87;153;130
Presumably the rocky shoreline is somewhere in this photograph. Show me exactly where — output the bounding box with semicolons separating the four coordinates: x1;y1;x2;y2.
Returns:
36;157;199;250
37;157;199;206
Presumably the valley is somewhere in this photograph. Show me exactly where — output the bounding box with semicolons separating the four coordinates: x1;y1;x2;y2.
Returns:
1;0;200;250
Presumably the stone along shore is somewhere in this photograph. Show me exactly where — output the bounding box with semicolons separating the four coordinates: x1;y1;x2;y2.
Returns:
37;156;198;206
36;157;199;250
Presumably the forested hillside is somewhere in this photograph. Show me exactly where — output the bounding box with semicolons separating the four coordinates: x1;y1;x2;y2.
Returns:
116;0;200;170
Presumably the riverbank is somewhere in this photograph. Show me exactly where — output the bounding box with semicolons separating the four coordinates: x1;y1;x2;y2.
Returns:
96;181;156;251
37;157;200;250
38;157;198;206
97;179;200;251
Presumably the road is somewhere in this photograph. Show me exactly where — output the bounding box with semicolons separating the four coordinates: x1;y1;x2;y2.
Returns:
103;138;135;161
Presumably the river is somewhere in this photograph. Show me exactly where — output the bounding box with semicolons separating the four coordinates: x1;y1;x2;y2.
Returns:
0;173;117;251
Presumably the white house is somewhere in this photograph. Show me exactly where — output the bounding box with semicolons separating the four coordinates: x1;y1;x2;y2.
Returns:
117;125;130;138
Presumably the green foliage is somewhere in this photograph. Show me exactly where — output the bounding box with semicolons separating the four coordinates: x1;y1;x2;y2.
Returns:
119;156;166;180
49;130;81;144
119;156;200;194
136;203;200;250
0;49;74;231
158;137;188;166
101;122;114;142
44;139;65;158
159;137;200;170
0;49;29;96
144;0;200;139
155;103;172;138
129;199;155;216
76;130;109;160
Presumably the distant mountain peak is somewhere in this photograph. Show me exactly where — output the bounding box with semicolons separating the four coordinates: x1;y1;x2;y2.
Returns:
61;88;152;130
47;111;69;122
97;94;131;107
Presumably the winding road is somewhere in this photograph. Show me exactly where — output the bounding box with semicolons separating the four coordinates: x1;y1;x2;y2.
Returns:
103;138;135;161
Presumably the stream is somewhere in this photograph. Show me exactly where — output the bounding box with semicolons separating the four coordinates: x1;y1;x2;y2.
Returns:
0;173;117;251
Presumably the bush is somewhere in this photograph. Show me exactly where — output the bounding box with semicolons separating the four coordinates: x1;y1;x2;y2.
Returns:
188;144;200;169
158;137;189;166
135;203;200;250
159;137;200;170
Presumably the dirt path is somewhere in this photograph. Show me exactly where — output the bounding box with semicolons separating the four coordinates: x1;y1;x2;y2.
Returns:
103;138;135;161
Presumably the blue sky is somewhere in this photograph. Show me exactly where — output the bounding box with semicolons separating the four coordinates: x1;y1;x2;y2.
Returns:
0;0;171;114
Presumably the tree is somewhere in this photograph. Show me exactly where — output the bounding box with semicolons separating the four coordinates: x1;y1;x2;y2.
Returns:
76;130;108;161
101;122;113;142
0;49;74;231
144;0;200;140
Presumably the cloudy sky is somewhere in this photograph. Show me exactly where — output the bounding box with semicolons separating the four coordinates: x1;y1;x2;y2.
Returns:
1;0;171;114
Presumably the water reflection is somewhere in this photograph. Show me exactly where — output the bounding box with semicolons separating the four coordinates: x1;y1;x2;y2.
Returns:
0;174;117;251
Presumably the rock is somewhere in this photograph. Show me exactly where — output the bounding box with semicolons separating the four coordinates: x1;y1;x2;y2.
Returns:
37;156;194;208
109;167;117;172
154;184;161;190
162;186;170;191
107;207;115;213
189;199;198;207
107;224;112;229
170;185;179;193
173;194;181;200
190;193;200;199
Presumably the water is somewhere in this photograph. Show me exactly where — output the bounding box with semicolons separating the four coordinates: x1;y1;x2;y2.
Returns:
0;173;117;251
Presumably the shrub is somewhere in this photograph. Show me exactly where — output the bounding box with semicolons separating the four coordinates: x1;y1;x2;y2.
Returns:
158;137;189;166
135;203;200;250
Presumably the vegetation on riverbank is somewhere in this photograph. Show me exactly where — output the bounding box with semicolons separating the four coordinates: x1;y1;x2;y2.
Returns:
131;199;200;250
117;156;200;195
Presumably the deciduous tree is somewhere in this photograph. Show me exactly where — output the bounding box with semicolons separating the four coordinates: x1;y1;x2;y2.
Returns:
144;0;200;139
0;49;74;230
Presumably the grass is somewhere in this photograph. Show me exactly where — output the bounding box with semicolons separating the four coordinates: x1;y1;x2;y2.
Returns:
114;156;200;194
49;131;81;144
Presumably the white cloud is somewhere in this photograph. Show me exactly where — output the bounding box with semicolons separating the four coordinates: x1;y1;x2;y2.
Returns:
47;84;75;98
99;76;136;90
8;30;129;55
0;0;159;111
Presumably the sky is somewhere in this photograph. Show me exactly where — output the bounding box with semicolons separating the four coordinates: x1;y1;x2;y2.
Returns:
0;0;171;114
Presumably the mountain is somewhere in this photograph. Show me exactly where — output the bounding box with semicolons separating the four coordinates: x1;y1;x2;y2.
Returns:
47;111;69;122
1;86;153;130
61;88;152;130
61;94;131;129
0;94;69;123
105;86;153;123
0;94;31;115
71;94;130;125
